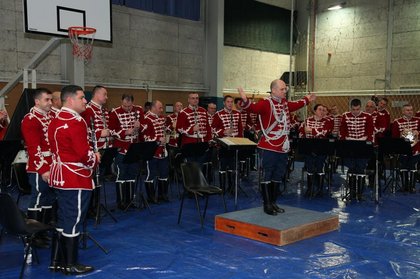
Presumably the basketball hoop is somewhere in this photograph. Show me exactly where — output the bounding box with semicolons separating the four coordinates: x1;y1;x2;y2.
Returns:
68;26;96;63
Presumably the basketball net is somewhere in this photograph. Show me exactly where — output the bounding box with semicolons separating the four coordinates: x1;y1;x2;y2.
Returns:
68;26;96;63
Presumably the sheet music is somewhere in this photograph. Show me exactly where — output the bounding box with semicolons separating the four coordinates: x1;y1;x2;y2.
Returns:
217;137;257;147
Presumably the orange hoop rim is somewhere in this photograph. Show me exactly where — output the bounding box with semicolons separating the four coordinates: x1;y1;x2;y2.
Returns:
68;26;96;36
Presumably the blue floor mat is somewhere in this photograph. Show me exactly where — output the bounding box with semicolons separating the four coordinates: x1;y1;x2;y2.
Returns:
0;163;419;279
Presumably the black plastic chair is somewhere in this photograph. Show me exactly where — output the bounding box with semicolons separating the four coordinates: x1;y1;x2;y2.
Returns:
0;193;52;279
178;162;227;228
12;163;31;205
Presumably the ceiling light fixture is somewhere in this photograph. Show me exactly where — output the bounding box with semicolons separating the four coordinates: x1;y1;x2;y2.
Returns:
328;2;346;11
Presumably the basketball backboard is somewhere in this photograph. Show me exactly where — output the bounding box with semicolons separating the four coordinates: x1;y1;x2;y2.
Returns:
23;0;112;42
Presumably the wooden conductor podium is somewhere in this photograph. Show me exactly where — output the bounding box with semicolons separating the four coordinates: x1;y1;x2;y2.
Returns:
216;137;257;209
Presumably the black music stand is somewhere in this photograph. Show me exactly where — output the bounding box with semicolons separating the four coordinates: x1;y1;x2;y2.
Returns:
123;141;158;212
298;138;336;196
80;215;109;254
93;147;118;227
0;140;22;192
336;140;374;202
378;137;412;194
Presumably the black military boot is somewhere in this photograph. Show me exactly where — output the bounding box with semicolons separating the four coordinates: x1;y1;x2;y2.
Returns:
61;235;94;275
158;178;170;202
116;182;125;210
260;181;277;216
400;170;409;192
348;174;357;201
270;181;285;213
305;173;314;197
227;170;235;194
125;181;136;208
219;171;227;193
356;175;366;201
145;181;157;204
316;173;325;197
409;170;417;193
49;230;63;272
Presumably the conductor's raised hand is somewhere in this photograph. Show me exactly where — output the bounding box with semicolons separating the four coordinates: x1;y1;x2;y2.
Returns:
237;87;247;102
307;92;316;102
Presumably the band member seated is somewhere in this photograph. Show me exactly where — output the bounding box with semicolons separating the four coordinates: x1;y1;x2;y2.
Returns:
141;100;170;203
392;104;419;193
21;88;56;248
48;85;100;274
176;92;212;165
109;94;144;210
299;104;333;197
340;98;374;201
212;95;243;192
238;79;316;215
81;85;112;215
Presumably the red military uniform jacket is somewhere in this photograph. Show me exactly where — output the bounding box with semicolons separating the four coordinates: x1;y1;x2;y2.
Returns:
165;112;180;148
340;111;374;142
48;107;98;190
212;108;243;138
392;116;420;155
21;107;52;175
176;105;212;146
49;106;60;119
377;108;391;132
109;105;144;155
328;114;342;138
370;111;387;141
141;111;167;159
81;101;112;150
299;116;333;139
241;96;309;153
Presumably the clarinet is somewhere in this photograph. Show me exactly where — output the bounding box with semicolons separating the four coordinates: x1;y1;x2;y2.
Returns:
229;111;233;137
101;109;109;149
193;107;199;143
90;117;100;187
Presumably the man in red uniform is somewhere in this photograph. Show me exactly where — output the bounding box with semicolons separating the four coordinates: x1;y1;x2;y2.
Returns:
48;85;100;274
377;97;391;136
166;101;183;150
81;85;113;214
109;94;143;209
207;102;217;127
392;104;419;193
176;92;212;163
141;100;169;203
328;105;342;139
21;88;55;244
238;79;315;215
299;104;333;197
212;95;243;192
340;98;374;201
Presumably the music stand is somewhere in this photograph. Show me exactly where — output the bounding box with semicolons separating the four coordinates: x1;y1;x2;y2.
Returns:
123;141;158;212
378;137;412;194
181;142;209;161
216;137;257;209
0;140;23;192
297;138;336;196
336;140;374;202
93;147;118;227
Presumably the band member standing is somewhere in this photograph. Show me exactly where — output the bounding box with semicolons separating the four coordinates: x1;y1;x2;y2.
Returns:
109;94;143;210
176;92;212;164
212;95;243;192
377;97;391;135
48;85;100;274
21;88;55;245
141;100;170;203
166;101;183;150
392;104;420;193
207;102;217;127
238;79;315;215
340;98;374;201
49;91;62;118
328;105;342;139
299;104;333;197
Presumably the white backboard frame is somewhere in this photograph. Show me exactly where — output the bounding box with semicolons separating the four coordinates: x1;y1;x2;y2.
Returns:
23;0;112;43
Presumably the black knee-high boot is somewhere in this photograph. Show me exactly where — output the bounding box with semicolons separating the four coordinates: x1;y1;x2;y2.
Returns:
116;182;125;210
305;173;314;197
316;173;325;197
49;230;63;272
348;174;357;201
356;175;365;201
125;181;135;207
61;235;94;275
409;170;417;193
270;181;285;213
400;170;409;192
145;181;157;203
158;179;169;202
219;171;227;192
260;181;277;216
227;170;235;193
